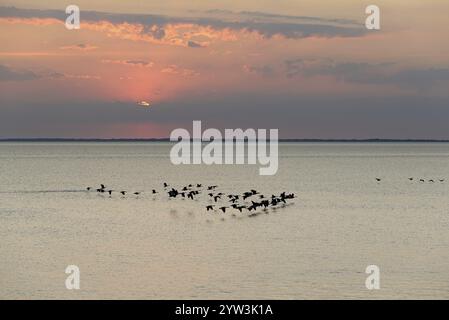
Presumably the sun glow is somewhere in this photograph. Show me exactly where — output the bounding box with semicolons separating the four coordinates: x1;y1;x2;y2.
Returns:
137;100;151;107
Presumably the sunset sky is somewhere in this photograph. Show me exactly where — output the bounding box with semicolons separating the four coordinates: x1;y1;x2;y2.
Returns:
1;0;448;138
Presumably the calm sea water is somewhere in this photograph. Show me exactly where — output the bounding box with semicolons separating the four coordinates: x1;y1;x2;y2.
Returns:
1;142;448;299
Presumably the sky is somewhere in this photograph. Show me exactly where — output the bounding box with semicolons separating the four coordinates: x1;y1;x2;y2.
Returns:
0;0;448;139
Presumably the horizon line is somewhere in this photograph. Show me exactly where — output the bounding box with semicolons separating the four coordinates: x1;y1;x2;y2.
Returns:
1;138;449;143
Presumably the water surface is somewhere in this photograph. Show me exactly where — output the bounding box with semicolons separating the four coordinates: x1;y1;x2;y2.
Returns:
1;142;448;299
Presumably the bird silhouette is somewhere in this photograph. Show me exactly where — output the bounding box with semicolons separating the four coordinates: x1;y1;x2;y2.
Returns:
247;205;256;211
243;192;253;200
206;205;214;211
219;207;227;213
251;200;259;207
168;189;179;198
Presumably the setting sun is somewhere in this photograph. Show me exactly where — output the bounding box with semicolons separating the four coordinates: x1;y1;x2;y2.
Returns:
137;100;151;107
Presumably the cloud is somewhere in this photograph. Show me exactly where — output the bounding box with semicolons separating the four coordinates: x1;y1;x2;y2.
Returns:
285;58;390;80
59;44;98;51
63;74;101;80
0;6;367;49
388;68;449;88
242;64;274;77
0;64;100;82
101;59;154;67
205;9;360;26
187;40;203;48
0;64;40;81
285;58;449;89
161;65;199;77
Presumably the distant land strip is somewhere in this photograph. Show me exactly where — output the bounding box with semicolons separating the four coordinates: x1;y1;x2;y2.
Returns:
1;139;449;143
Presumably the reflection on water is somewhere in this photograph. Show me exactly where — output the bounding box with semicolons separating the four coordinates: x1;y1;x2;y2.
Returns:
0;142;449;299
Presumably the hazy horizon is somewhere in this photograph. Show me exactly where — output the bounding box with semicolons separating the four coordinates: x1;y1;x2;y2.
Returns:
1;138;449;142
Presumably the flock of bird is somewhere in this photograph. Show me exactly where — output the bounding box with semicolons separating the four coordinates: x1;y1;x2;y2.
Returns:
375;177;445;183
85;177;444;216
85;183;296;216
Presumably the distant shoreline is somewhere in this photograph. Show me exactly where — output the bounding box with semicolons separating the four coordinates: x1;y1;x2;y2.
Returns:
1;139;448;143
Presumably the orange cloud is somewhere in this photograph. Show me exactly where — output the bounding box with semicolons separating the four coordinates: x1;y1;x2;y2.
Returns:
161;65;200;77
0;17;239;48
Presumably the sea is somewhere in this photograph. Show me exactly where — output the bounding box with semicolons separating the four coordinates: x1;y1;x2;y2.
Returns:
0;142;448;299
